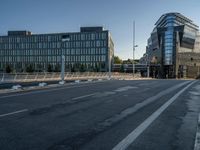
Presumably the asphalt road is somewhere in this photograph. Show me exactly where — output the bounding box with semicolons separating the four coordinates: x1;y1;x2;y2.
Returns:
0;79;200;150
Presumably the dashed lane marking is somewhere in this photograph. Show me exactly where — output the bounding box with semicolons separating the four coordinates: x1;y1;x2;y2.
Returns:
0;109;28;118
72;93;96;101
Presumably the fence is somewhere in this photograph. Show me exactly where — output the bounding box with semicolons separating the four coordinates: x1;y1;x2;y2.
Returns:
0;72;142;83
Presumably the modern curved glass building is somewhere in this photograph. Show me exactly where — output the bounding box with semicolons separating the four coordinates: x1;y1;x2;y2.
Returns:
144;12;200;78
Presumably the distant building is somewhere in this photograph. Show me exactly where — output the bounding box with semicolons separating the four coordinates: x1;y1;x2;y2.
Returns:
0;27;114;72
112;64;146;73
141;12;200;78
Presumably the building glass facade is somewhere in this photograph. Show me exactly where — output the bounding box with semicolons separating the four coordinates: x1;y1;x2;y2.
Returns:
142;12;200;78
0;27;114;72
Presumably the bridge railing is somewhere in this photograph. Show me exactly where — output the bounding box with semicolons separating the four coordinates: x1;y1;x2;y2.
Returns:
0;72;142;83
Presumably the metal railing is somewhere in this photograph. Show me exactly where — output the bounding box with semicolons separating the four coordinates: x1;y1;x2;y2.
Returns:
0;72;142;83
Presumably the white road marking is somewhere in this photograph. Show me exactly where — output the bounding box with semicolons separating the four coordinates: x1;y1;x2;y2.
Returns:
189;91;200;96
193;84;200;150
72;93;96;100
0;109;28;118
112;81;196;150
194;113;200;150
93;91;116;98
114;86;138;92
97;81;191;130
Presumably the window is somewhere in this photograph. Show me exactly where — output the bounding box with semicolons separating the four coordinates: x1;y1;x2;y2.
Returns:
81;34;85;40
96;41;100;47
102;33;107;39
91;33;95;40
86;41;90;47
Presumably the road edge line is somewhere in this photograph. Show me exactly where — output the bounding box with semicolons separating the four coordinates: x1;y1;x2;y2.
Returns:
194;113;200;150
112;81;197;150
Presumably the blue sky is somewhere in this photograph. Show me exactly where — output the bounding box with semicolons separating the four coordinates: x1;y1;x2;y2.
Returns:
0;0;200;59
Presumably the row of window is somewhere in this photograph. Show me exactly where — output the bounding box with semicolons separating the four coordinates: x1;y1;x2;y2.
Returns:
0;48;107;56
0;55;107;62
164;43;174;47
0;62;107;70
165;38;173;43
0;32;108;43
165;53;173;57
63;40;107;48
164;57;173;65
164;30;174;65
0;40;107;50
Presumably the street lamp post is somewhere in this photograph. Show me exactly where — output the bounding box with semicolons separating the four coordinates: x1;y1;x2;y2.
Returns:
146;53;150;78
61;54;65;82
133;45;138;77
133;21;138;77
59;35;69;84
108;50;111;79
60;41;65;84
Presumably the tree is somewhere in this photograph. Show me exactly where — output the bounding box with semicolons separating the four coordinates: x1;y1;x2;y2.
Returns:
126;59;133;64
76;63;81;72
26;64;34;73
47;64;52;72
54;64;60;72
123;59;138;64
36;64;42;72
101;62;106;69
80;64;86;72
114;56;123;64
71;66;75;72
120;65;124;73
6;65;12;73
95;63;100;72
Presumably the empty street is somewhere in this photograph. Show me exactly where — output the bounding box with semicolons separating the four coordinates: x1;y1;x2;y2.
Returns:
0;79;200;150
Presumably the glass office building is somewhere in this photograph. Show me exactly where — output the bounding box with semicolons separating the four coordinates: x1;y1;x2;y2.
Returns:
0;27;114;72
144;12;200;78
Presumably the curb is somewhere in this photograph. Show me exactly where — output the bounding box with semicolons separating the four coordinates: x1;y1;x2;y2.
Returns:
0;79;108;95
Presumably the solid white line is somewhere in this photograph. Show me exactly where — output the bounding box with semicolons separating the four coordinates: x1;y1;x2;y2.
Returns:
0;109;28;118
112;81;197;150
194;113;200;150
72;93;96;100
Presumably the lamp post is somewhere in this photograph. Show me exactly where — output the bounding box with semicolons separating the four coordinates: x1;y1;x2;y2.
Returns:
108;50;111;79
59;35;69;84
146;53;150;78
133;45;138;77
60;41;65;84
61;54;65;82
133;21;138;77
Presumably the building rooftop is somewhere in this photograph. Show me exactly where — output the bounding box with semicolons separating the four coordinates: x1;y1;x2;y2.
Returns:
4;27;105;37
155;12;199;29
8;31;32;36
80;26;104;32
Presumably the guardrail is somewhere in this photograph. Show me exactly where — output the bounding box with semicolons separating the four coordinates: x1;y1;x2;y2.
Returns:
0;72;142;83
